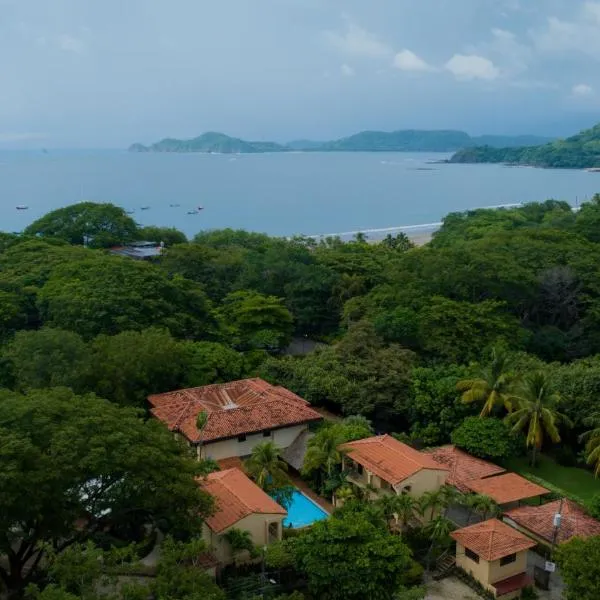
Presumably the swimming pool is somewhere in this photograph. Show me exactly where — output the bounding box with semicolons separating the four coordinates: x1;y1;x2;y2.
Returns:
283;490;329;528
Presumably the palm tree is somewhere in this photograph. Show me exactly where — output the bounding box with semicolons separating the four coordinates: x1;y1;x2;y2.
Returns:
424;516;454;570
223;527;258;566
334;485;354;506
579;412;600;477
466;494;499;524
505;371;573;467
244;441;290;490
196;410;208;458
302;426;342;478
419;489;446;522
457;347;514;416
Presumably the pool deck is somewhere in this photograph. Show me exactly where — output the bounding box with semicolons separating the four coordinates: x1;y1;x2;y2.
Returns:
288;472;333;513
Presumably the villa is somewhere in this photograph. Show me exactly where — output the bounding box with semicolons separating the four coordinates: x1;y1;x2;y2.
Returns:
199;467;287;566
451;518;536;599
341;435;449;503
149;378;322;461
504;498;600;546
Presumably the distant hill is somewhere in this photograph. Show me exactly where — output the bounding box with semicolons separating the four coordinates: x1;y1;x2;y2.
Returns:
129;130;555;154
129;132;288;154
450;123;600;169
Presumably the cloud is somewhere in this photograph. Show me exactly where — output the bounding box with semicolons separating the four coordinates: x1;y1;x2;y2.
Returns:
340;63;355;77
324;18;391;58
392;49;434;72
445;54;500;81
572;83;593;96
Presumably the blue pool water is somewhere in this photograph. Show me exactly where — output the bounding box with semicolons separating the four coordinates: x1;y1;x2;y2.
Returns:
283;490;328;528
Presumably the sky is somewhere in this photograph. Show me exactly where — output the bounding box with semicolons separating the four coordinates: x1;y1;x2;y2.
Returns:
2;0;600;147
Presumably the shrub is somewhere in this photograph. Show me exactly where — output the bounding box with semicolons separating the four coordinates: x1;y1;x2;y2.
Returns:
451;417;518;460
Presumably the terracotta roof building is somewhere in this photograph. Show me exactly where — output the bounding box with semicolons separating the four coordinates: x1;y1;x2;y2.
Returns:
340;435;449;506
342;435;449;487
198;468;287;566
424;445;506;493
149;378;322;461
199;468;286;533
466;472;550;506
505;499;600;545
452;519;536;599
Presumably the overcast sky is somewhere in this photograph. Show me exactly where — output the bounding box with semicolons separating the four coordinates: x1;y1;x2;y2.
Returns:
2;0;600;147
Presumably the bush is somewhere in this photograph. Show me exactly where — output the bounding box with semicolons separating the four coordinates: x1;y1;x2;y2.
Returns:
451;417;518;460
586;493;600;520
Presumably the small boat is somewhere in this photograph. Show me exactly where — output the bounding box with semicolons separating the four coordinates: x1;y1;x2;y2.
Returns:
15;205;28;210
187;210;198;215
140;206;150;210
197;205;204;211
126;210;135;215
169;203;180;207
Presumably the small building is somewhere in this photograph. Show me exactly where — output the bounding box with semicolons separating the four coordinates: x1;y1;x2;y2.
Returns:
425;445;506;493
199;467;287;566
451;518;536;599
466;473;550;509
149;378;322;461
109;241;163;260
341;435;449;503
504;498;600;546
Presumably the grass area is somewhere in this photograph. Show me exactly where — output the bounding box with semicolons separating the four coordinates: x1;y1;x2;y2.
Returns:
505;454;600;503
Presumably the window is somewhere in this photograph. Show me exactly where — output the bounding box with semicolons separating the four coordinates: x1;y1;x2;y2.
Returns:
500;553;517;566
263;430;271;438
237;434;247;442
357;464;364;475
402;485;412;495
465;548;479;564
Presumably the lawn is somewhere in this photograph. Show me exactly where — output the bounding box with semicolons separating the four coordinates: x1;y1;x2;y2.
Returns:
505;454;600;503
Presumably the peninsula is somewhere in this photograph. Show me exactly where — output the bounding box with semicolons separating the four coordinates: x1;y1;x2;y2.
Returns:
450;122;600;169
129;130;552;154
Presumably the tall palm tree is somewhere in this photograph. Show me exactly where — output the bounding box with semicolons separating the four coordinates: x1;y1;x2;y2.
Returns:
466;494;499;524
424;516;454;570
302;426;342;478
244;441;290;490
390;494;419;530
457;347;514;416
579;412;600;477
419;489;446;522
505;371;572;467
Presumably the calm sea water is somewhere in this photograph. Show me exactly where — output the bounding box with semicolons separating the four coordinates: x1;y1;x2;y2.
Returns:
1;150;599;239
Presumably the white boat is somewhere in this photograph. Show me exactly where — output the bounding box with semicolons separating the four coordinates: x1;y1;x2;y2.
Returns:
187;210;198;215
15;205;28;210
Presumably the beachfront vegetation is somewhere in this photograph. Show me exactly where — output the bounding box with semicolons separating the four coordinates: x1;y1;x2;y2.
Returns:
5;197;600;597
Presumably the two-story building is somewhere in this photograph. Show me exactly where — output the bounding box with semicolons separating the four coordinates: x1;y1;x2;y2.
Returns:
341;435;449;503
149;378;322;462
199;467;287;566
451;519;536;599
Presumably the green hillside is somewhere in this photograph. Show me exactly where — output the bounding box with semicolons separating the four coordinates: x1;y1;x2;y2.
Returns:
450;123;600;168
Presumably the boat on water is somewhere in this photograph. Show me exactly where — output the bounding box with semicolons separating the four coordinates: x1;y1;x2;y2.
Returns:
187;210;198;215
169;203;180;207
197;205;204;211
140;206;150;210
15;205;28;210
126;210;135;214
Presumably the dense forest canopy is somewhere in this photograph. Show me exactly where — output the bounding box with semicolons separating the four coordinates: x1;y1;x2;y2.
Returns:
450;121;600;168
3;197;600;597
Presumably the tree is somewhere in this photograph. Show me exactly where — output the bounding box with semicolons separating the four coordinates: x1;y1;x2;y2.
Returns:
180;341;247;387
88;328;189;407
465;495;499;524
423;516;453;570
137;226;187;246
505;371;572;467
24;202;138;248
376;494;418;531
2;328;91;392
555;535;600;600
418;490;446;522
457;347;514;417
244;441;290;491
219;290;294;352
451;416;518;461
37;256;216;339
223;528;258;564
291;512;414;600
0;388;212;596
579;412;600;477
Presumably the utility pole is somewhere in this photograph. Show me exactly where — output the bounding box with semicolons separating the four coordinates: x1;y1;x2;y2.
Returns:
547;497;564;589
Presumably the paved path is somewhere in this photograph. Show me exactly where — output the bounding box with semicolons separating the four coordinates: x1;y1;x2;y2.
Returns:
425;576;482;600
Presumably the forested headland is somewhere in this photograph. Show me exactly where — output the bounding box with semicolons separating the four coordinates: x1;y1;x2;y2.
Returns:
3;196;600;598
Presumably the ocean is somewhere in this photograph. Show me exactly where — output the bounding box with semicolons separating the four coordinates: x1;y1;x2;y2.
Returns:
0;150;598;240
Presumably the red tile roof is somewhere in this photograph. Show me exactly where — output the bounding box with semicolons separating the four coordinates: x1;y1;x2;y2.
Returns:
451;518;536;561
492;573;533;595
149;378;322;443
342;435;449;486
424;445;506;492
505;499;600;544
199;467;286;533
467;472;549;505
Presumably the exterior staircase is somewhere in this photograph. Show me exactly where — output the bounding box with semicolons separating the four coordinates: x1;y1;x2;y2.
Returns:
432;552;456;580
